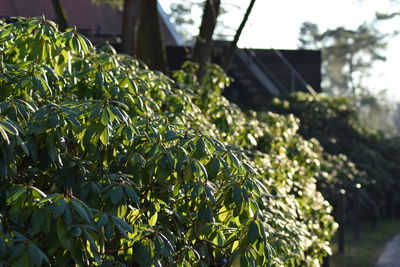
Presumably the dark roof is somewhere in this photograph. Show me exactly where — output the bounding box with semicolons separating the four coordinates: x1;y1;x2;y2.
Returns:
0;0;181;45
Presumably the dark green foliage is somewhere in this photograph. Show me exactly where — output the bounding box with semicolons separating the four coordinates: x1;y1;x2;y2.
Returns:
269;93;400;222
0;18;336;266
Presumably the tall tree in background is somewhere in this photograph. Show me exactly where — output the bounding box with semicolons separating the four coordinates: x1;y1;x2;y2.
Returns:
136;0;168;73
192;0;221;79
167;1;240;43
299;22;398;134
358;90;396;135
168;1;198;41
92;0;141;55
121;0;141;55
222;0;256;71
93;0;168;72
299;22;387;99
92;0;256;75
51;0;68;31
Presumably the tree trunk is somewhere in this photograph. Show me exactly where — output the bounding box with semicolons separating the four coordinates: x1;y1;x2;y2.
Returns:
136;0;168;73
51;0;68;32
191;0;221;79
121;0;142;55
222;0;256;72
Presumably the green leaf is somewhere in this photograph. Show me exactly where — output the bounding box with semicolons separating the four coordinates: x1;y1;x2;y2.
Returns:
83;230;100;263
159;233;174;255
111;216;133;239
0;24;13;39
97;213;108;228
63;205;73;225
111;186;123;204
211;157;220;175
196;160;208;179
124;186;140;204
198;206;214;223
249;199;259;218
0;163;7;179
112;215;132;231
9;243;24;260
32;76;45;95
99;126;109;145
77;35;89;54
109;104;128;124
71;200;90;224
82;123;98;145
183;163;194;183
0;238;7;258
48;144;57;162
204;186;216;203
70;240;84;266
128;79;138;95
190;184;204;198
165;130;180;142
17;136;30;156
95;71;104;88
69;225;82;237
27;243;43;266
194;138;206;158
71;35;82;54
57;217;73;250
228;152;242;170
133;242;154;267
232;186;242;203
100;109;110;126
0;126;9;144
0;120;19;136
7;187;27;205
154;235;167;257
89;104;102;119
30;209;47;236
51;198;67;218
248;221;259;244
148;211;158;227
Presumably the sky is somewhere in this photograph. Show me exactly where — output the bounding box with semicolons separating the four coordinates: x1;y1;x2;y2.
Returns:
160;0;400;100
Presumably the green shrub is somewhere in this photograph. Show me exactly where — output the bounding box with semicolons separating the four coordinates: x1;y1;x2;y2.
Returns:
269;93;400;222
0;17;335;266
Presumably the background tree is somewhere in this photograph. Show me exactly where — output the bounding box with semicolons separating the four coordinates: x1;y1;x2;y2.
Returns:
92;0;256;75
121;0;141;55
299;22;387;99
93;0;168;72
168;1;198;41
298;21;398;134
51;0;68;31
191;0;221;79
222;0;256;71
136;0;168;73
358;90;397;135
393;103;400;133
166;1;241;43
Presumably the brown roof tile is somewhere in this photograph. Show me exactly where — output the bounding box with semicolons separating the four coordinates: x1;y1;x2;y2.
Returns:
0;0;122;35
0;0;181;45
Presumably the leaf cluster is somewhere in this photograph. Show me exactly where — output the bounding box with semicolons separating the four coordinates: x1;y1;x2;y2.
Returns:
269;93;400;222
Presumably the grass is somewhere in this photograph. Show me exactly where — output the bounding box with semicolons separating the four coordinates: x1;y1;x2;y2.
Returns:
329;220;400;267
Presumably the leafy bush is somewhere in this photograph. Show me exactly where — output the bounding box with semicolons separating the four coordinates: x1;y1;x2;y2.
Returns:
0;17;335;266
269;93;400;222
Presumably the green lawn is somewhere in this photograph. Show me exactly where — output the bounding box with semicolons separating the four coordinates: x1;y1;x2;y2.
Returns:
329;220;400;267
